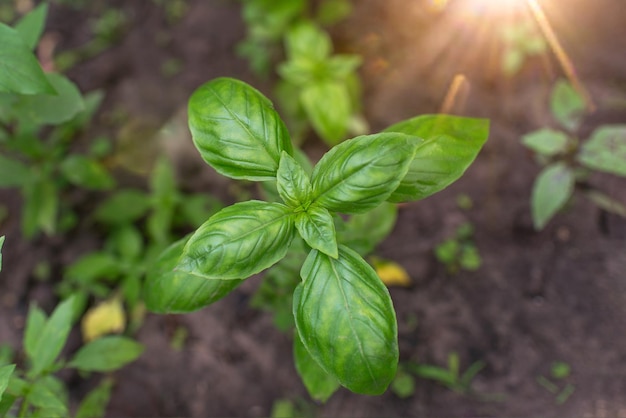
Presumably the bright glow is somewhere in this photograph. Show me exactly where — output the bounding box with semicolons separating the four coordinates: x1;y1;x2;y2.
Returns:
457;0;529;16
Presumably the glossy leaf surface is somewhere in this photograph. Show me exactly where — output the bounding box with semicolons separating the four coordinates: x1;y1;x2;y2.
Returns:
277;151;312;208
188;77;292;181
295;205;337;258
69;336;144;372
578;125;626;177
294;334;340;402
0;23;54;95
531;163;575;230
310;133;418;214
384;115;489;202
177;201;295;280
294;246;398;394
144;236;243;313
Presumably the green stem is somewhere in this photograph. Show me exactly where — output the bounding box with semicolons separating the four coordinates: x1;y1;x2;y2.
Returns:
18;398;30;418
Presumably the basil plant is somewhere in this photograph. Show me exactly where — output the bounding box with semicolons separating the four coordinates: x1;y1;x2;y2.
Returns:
144;77;489;398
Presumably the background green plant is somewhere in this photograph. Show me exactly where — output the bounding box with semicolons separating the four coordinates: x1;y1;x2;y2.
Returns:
1;5;115;238
435;222;482;274
392;352;485;398
522;79;626;229
143;77;489;400
0;296;143;418
237;0;364;146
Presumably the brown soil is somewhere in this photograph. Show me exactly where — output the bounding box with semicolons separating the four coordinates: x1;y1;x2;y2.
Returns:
1;0;626;417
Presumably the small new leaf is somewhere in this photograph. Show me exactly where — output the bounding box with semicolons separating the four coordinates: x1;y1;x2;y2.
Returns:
295;205;338;258
188;77;293;181
177;201;296;280
310;133;419;214
531;163;575;230
294;246;398;395
277;151;312;208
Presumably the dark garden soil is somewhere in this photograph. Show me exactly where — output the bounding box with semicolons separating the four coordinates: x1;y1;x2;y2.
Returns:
1;0;626;416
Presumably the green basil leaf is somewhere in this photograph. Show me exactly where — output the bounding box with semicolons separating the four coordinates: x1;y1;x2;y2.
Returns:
60;155;115;190
177;201;295;280
75;377;113;418
0;394;16;416
13;72;84;124
106;225;144;262
277;151;312;208
316;0;352;26
326;55;362;80
551;79;585;132
531;163;575;230
22;176;58;237
310;133;419;214
293;333;340;402
294;246;398;395
301;81;351;145
26;379;68;416
295;205;337;258
0;364;15;402
64;251;120;284
28;296;76;376
522;128;570;156
285;22;331;61
336;202;397;255
14;3;48;50
577;125;626;177
144;236;243;313
74;378;113;418
188;77;292;181
68;336;144;372
0;23;54;95
384;114;489;202
24;304;47;361
94;189;151;225
0;154;29;187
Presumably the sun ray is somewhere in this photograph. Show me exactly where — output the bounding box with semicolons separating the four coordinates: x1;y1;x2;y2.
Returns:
524;0;596;111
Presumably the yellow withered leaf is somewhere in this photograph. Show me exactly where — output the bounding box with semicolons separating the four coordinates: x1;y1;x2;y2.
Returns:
81;297;126;342
372;257;411;287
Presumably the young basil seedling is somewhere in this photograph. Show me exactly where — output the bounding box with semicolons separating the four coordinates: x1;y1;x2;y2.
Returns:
144;77;489;398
